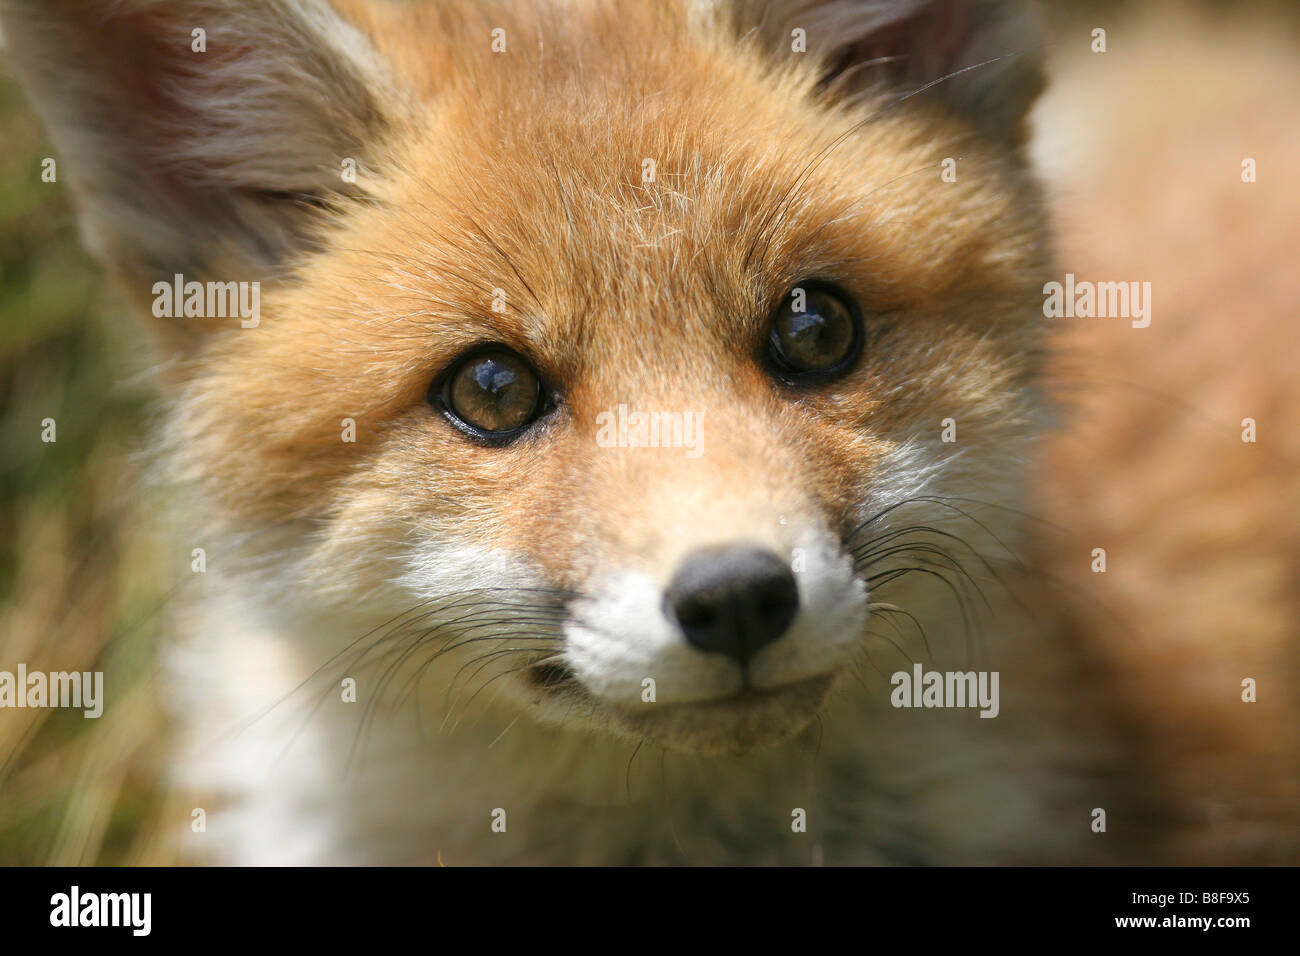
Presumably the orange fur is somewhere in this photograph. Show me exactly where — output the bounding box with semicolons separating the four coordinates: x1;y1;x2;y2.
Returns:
1031;8;1300;862
1;0;1294;863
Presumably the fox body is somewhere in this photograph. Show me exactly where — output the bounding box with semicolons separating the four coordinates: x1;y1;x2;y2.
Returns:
2;0;1294;864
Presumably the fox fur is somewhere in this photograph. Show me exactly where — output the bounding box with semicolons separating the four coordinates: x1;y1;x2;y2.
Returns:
0;0;1294;864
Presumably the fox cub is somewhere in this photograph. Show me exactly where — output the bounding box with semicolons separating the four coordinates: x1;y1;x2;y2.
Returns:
3;0;1294;864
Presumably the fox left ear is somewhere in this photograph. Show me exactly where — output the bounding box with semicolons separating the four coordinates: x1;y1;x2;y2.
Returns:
0;0;402;332
729;0;1045;147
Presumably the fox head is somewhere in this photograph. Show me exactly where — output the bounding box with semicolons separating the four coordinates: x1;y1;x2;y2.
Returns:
3;0;1048;755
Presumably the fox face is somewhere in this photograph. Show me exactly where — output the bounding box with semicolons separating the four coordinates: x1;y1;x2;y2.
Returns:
3;0;1048;758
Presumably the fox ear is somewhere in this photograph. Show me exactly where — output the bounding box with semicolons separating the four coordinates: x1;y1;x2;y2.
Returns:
732;0;1044;146
0;0;399;316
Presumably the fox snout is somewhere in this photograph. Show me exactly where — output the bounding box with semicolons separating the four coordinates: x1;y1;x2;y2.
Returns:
663;544;799;667
554;494;867;753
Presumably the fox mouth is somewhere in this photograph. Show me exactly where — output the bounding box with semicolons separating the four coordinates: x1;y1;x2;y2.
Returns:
526;660;833;755
527;661;582;693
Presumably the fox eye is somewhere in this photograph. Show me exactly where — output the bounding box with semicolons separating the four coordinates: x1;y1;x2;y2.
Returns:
766;284;861;379
438;348;542;438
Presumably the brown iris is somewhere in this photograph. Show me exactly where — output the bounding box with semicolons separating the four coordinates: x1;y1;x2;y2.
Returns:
443;348;541;435
767;284;860;376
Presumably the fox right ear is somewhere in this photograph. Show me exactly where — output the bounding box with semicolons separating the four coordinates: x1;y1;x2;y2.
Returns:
0;0;403;335
728;0;1045;148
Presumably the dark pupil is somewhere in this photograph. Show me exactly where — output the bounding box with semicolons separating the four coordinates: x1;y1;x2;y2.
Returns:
451;353;536;432
773;293;853;371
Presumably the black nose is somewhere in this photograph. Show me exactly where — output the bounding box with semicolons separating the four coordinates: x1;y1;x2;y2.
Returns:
664;545;799;666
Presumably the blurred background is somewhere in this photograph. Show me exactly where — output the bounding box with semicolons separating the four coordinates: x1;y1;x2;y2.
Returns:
1;0;1297;864
0;60;174;863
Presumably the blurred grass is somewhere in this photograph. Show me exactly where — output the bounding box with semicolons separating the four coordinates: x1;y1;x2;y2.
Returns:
0;67;174;865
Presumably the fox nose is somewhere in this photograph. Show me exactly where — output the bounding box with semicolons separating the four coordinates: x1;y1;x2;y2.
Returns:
664;545;799;666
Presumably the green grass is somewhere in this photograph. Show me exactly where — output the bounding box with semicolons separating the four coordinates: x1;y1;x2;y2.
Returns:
0;68;174;866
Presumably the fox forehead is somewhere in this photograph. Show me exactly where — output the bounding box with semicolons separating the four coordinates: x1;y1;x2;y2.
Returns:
235;1;1040;384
